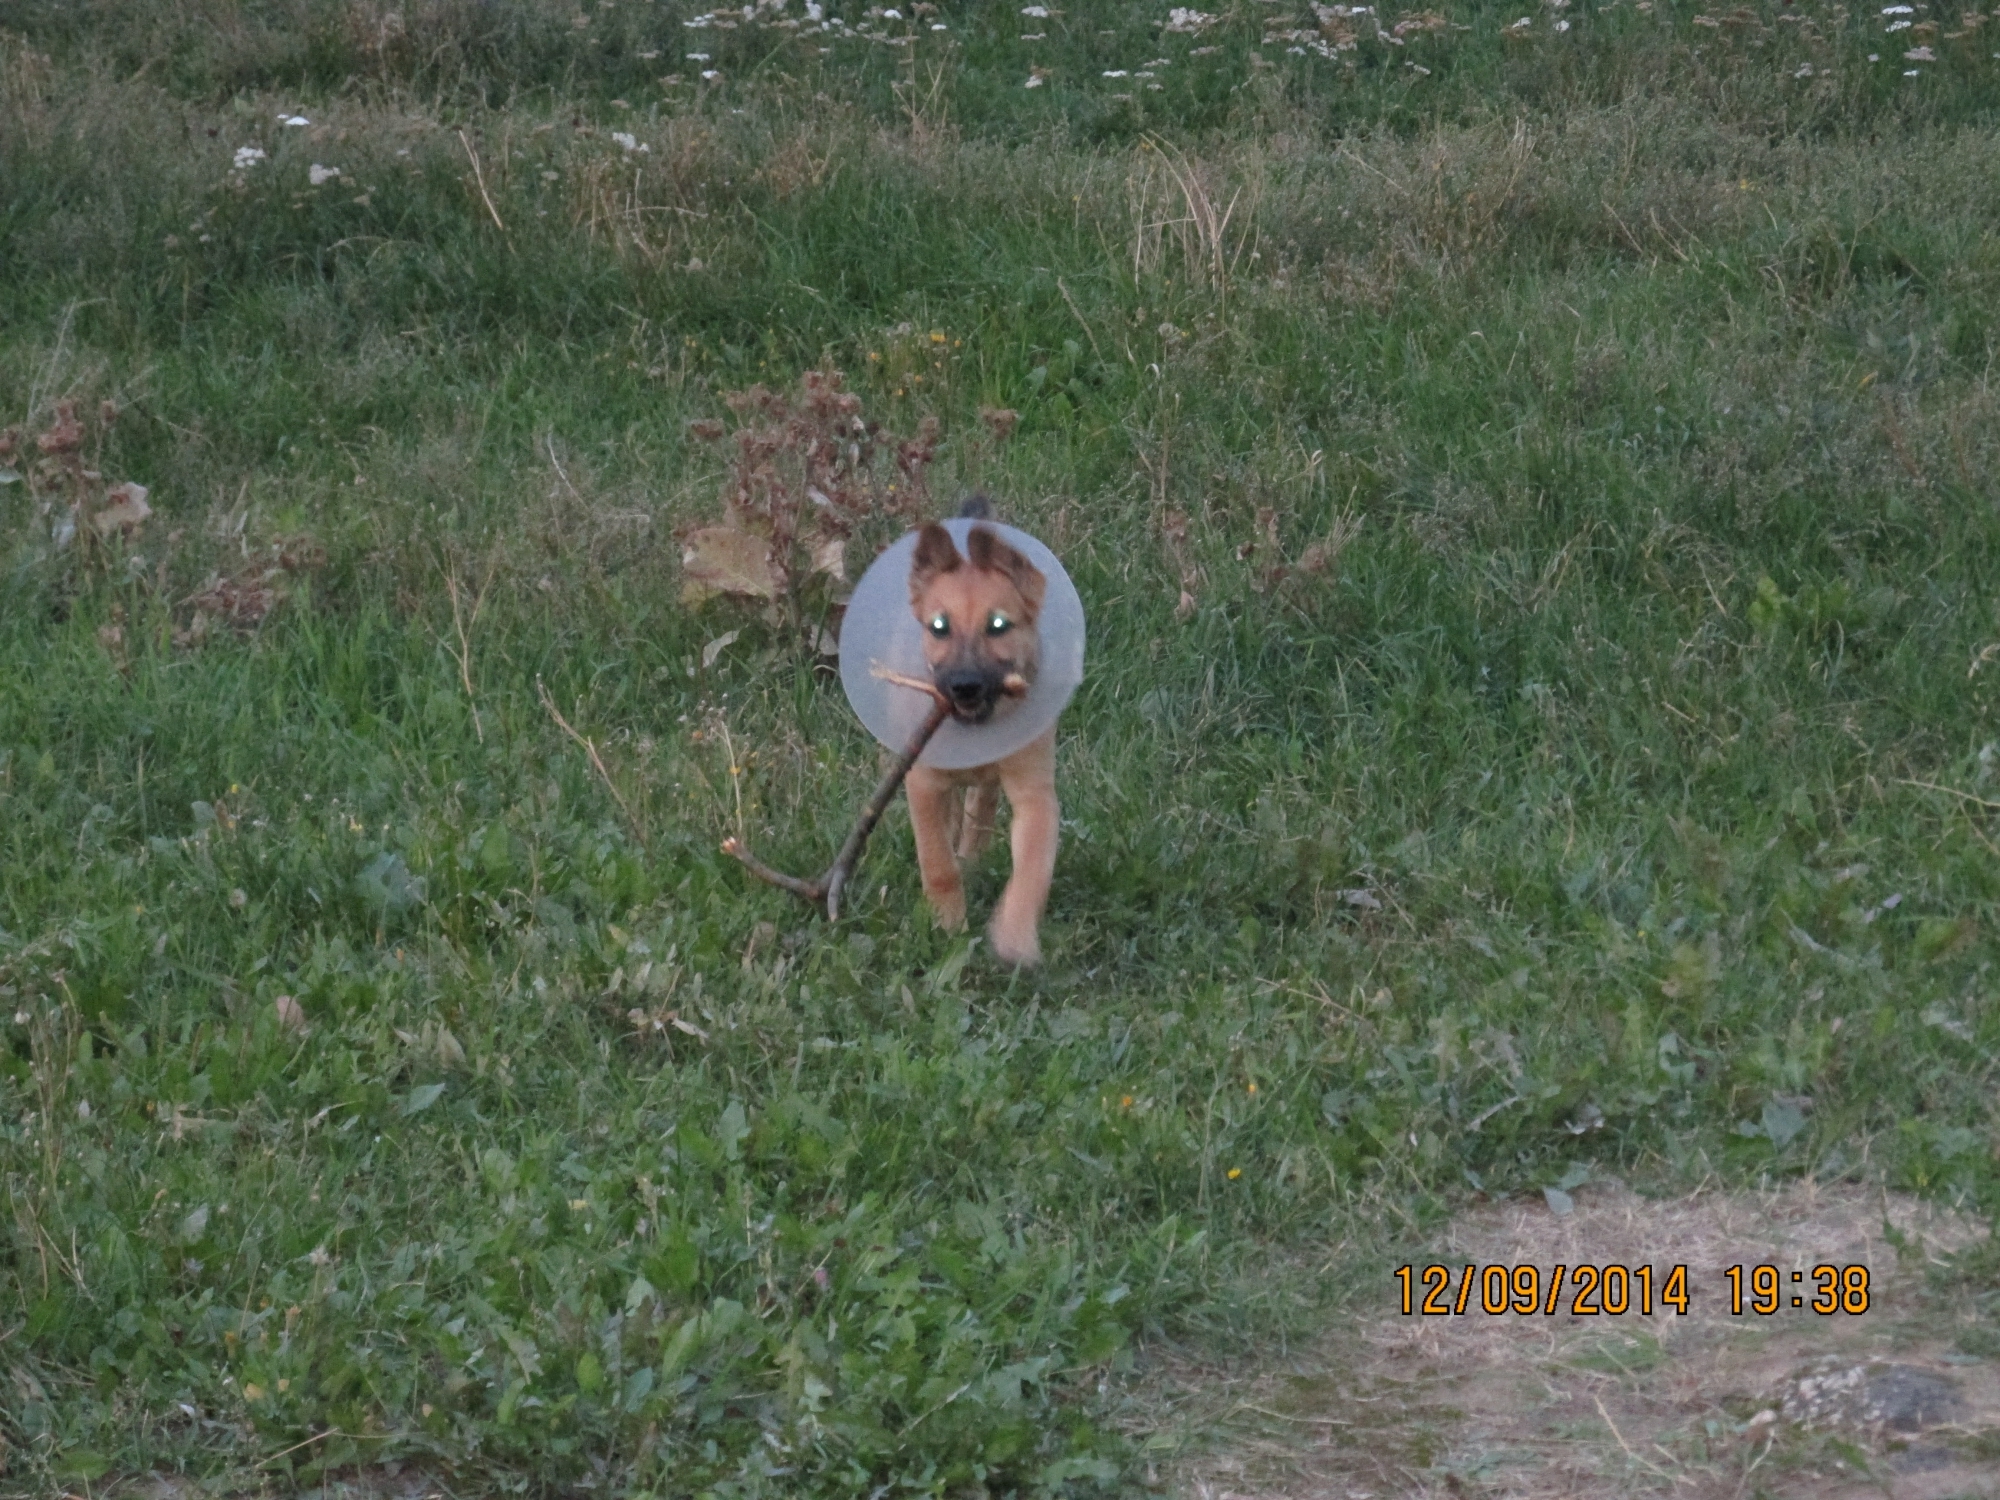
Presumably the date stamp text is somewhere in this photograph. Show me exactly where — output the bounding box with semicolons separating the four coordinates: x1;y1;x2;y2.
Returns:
1394;1263;1873;1317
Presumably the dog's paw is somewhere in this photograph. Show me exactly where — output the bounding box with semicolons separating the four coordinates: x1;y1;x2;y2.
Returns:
986;914;1041;968
926;887;968;932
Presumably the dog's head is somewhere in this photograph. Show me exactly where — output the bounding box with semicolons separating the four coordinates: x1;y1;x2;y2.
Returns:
907;522;1046;725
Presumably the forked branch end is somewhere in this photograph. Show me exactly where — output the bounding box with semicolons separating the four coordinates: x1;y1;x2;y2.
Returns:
724;692;953;921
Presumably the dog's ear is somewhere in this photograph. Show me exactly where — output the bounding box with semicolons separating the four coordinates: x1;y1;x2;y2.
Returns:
909;523;962;610
966;525;1046;619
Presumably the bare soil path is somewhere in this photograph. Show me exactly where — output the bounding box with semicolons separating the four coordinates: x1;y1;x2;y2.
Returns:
1166;1183;1997;1500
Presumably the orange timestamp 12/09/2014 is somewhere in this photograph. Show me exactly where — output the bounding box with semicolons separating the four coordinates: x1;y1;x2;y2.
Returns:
1393;1263;1874;1318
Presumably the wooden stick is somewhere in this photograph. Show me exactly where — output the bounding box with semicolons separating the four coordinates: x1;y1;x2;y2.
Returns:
723;696;951;919
870;660;1030;702
869;664;943;696
722;664;1030;920
822;696;953;920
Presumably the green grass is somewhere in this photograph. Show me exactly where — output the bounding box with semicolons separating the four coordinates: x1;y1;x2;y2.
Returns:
4;0;2000;1493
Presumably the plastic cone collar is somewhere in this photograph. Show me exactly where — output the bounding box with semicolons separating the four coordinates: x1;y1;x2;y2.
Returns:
837;518;1085;770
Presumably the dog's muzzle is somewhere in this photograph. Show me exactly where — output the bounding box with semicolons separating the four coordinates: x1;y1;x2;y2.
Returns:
938;667;1003;724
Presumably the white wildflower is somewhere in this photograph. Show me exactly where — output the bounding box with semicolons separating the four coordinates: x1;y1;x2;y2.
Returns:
278;114;309;127
688;51;711;59
1553;17;1570;28
1795;61;1813;75
1880;4;1912;12
308;163;340;185
1903;43;1934;58
1021;4;1049;13
702;68;722;79
1164;8;1218;32
233;146;267;169
1886;18;1911;28
1103;68;1129;76
805;0;822;16
882;6;900;16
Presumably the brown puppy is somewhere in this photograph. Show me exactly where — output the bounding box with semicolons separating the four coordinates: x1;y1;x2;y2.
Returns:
904;519;1059;967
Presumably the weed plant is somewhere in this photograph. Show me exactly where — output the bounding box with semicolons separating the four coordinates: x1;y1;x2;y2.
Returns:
2;0;1999;1493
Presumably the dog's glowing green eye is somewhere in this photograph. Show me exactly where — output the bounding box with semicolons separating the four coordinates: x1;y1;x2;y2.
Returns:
928;613;950;638
986;613;1012;636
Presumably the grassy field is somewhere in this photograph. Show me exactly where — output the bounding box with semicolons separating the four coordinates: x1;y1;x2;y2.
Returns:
4;0;2000;1493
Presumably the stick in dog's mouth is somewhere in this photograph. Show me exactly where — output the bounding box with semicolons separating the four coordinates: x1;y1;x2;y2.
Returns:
869;662;1029;714
721;664;1029;921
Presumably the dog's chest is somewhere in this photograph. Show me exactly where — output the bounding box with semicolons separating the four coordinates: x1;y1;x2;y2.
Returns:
928;762;1003;792
890;755;1001;792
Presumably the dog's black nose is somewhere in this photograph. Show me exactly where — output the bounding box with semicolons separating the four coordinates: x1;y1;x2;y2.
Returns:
940;669;992;713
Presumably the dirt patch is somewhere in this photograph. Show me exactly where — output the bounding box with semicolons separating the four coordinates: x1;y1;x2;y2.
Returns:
1165;1182;1998;1500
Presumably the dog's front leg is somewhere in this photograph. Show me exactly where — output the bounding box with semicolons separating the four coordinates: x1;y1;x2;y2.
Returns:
990;732;1057;967
905;764;967;931
957;778;1000;859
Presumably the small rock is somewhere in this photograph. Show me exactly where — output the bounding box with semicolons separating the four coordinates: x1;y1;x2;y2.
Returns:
1888;1442;1958;1474
1862;1363;1966;1431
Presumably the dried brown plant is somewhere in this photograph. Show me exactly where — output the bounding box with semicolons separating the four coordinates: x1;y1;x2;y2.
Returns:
176;536;327;648
6;398;152;572
679;368;943;651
